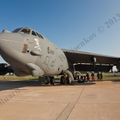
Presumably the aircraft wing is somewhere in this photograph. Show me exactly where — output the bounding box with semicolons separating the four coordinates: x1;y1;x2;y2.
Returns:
62;49;120;72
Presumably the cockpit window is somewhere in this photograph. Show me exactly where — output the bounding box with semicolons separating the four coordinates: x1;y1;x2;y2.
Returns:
36;32;44;39
20;28;30;34
32;31;37;36
13;27;45;39
12;28;22;32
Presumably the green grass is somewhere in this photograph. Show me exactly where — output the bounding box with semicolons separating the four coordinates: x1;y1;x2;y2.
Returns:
102;73;120;80
0;73;120;81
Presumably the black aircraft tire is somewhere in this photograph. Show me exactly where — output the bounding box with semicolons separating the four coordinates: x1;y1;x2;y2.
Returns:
66;77;70;84
60;76;65;84
47;77;53;85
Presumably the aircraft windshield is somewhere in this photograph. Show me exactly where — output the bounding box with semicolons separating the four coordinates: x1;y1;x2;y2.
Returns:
12;28;22;32
13;27;45;39
20;28;31;34
13;28;31;34
36;32;44;39
32;30;44;39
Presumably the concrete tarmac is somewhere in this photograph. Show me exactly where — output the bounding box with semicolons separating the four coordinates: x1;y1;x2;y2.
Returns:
0;80;120;120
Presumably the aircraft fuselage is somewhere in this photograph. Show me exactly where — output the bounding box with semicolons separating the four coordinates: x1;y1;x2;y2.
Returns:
0;28;69;76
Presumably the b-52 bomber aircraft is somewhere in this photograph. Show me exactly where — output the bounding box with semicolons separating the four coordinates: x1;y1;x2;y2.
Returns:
0;27;120;84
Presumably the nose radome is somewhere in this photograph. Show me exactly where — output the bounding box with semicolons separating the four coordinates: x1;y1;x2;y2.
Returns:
0;32;15;45
0;32;8;41
0;32;13;52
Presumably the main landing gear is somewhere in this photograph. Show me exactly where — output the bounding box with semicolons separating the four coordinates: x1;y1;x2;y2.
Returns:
38;70;74;85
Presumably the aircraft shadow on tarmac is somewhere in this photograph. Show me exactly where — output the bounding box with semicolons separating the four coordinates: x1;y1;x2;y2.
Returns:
112;79;120;83
0;80;96;91
0;80;43;91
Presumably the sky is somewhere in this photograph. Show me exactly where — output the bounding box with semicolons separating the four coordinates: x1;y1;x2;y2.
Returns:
0;0;120;63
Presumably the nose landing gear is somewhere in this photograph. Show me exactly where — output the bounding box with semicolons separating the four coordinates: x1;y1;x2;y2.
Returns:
60;70;74;85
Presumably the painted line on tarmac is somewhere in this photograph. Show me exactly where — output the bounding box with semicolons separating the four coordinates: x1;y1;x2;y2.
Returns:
56;86;85;120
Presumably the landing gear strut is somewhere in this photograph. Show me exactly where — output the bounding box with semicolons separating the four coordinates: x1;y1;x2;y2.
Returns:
60;70;74;85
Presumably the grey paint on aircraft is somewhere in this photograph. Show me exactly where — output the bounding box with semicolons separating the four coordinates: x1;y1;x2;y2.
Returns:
0;27;68;76
0;27;119;77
